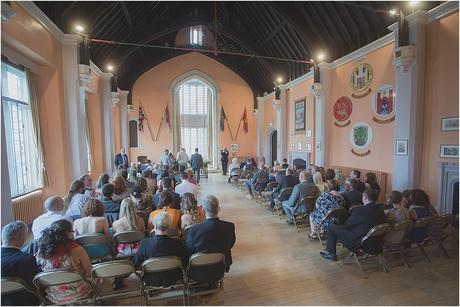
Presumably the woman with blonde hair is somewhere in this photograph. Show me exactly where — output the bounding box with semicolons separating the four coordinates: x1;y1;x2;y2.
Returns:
180;193;205;231
112;198;145;255
64;180;91;220
313;171;329;194
112;175;129;201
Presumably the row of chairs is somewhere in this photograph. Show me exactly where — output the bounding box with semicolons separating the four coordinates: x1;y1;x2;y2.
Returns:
233;172;458;278
1;252;226;306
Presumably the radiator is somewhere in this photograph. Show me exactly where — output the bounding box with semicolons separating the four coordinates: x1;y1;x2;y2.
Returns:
12;190;44;225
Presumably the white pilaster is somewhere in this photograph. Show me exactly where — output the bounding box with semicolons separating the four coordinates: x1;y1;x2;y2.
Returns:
273;85;287;162
101;73;115;175
391;10;427;190
62;34;88;180
119;91;130;151
256;97;264;164
312;82;325;167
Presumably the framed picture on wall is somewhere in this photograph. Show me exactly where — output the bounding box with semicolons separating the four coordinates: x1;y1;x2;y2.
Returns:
306;143;312;151
440;144;459;158
441;117;459;131
306;129;312;137
395;140;408;156
294;99;306;132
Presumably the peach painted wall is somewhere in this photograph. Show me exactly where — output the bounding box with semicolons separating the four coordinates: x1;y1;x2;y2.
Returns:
130;52;256;163
286;77;315;163
2;3;70;199
86;72;105;178
328;43;396;194
421;12;459;204
260;95;276;164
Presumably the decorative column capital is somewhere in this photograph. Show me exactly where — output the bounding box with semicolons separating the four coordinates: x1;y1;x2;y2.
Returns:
111;92;120;106
128;105;133;112
119;90;129;98
311;83;324;99
272;99;281;112
61;33;82;46
393;45;415;73
78;64;93;89
101;72;113;80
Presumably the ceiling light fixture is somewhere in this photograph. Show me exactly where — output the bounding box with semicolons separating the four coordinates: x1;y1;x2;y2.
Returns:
409;0;418;7
317;53;325;61
107;65;114;72
276;77;283;83
75;24;84;33
389;9;397;16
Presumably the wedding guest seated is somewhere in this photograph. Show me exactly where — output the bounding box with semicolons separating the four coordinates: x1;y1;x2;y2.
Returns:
313;171;329;194
309;165;318;176
384;191;409;244
64;180;91;220
228;158;240;181
275;164;287;183
32;196;73;240
341;178;363;210
131;185;152;213
1;221;41;306
95;173;110;199
142;169;157;196
153;177;181;209
36;220;93;305
148;191;182;233
245;163;268;198
80;174;94;196
309;180;345;239
112;198;146;256
100;184;120;214
112;175;130;202
320;188;385;261
270;168;297;209
406;189;437;243
141;159;153;173
184;195;236;272
73;199;110;241
186;169;198;185
282;171;320;226
401;190;411;210
175;172;198;197
318;167;327;184
325;169;336;183
350;169;366;193
132;212;183;268
243;158;256;171
181;193;206;231
272;160;281;172
365;172;381;197
268;167;277;182
292;164;302;181
118;168;135;190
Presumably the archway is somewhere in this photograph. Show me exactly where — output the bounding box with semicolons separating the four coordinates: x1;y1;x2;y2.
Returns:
267;129;277;167
170;70;219;169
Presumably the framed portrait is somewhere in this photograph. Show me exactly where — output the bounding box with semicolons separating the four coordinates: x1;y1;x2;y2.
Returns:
294;99;306;132
306;129;312;137
395;140;408;156
440;144;459;159
230;144;238;156
348;122;373;149
441;117;459;131
306;143;312;151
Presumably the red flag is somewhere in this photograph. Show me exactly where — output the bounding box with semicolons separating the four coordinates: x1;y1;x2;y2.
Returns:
243;108;248;133
138;105;145;131
163;104;170;131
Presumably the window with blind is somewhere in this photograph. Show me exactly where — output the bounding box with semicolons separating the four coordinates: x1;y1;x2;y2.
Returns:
2;61;42;197
179;79;209;160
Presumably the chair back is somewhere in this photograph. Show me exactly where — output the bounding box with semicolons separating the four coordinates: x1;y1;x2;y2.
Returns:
437;214;454;228
361;223;391;243
384;219;413;245
105;212;119;227
414;216;436;229
75;233;112;259
141;256;183;287
113;230;145;244
278;187;293;201
230;168;241;176
320;207;345;225
264;182;278;192
1;277;33;294
186;253;226;285
294;196;316;214
92;260;135;279
349;204;363;211
33;269;87;288
136;210;150;228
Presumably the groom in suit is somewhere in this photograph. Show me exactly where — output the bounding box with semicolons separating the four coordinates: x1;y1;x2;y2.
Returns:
114;148;129;169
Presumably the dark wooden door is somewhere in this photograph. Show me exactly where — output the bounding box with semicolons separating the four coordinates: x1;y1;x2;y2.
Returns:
271;130;277;166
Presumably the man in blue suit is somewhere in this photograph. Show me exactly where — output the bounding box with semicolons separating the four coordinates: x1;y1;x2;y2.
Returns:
184;195;236;272
190;148;204;184
114;148;129;169
282;171;320;225
1;221;41;305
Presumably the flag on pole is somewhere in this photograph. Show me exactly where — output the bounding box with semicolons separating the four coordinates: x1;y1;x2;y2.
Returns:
220;106;227;131
163;104;170;131
138;105;145;131
242;108;248;133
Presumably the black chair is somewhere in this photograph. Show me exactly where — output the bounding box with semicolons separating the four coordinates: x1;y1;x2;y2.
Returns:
273;187;293;217
292;196;316;232
259;182;278;204
406;216;437;263
383;219;414;268
343;223;392;278
1;277;41;306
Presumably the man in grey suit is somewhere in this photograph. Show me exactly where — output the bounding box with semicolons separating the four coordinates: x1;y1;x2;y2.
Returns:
282;171;320;225
190;148;204;183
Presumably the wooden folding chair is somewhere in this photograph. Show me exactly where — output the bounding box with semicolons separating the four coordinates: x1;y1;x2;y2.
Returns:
343;223;392;278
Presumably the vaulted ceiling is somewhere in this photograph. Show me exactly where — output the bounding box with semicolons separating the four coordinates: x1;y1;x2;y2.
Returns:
35;1;440;97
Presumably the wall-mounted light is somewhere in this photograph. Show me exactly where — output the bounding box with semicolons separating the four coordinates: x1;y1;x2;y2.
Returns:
75;24;84;33
276;77;283;83
107;64;114;72
389;9;398;16
317;53;325;61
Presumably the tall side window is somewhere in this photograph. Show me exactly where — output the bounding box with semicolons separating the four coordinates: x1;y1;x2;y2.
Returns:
2;61;41;197
129;120;139;148
189;25;203;46
179;80;209;160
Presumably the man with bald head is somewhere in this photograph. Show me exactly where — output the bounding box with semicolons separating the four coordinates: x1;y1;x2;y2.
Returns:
31;196;73;239
282;171;320;225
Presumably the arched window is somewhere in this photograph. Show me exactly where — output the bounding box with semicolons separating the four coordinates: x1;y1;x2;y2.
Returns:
178;79;209;160
129;120;138;148
189;25;203;45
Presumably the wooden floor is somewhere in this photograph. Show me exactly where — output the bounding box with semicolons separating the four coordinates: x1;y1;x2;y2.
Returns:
123;173;459;306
